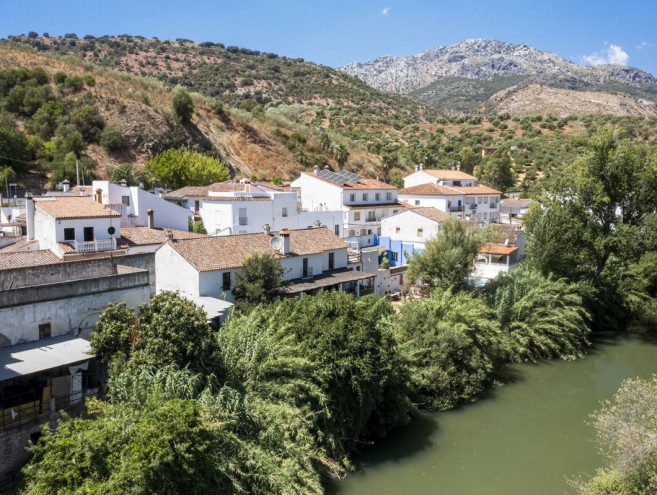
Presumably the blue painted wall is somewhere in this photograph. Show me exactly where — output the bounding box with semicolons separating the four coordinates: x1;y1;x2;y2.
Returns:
374;236;424;267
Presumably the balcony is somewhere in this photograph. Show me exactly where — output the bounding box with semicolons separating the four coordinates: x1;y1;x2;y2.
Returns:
489;202;499;209
449;206;464;212
469;203;478;210
73;237;117;253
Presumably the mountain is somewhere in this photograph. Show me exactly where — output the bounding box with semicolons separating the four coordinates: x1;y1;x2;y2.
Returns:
340;39;657;113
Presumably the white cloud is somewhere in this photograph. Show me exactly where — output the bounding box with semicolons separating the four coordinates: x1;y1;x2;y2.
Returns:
583;44;628;66
382;6;390;15
637;41;655;50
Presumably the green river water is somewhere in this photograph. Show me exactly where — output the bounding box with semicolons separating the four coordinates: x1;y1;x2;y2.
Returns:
330;334;657;495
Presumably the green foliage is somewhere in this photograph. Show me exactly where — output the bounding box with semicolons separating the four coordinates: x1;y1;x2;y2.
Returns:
100;125;126;151
574;376;657;494
192;219;207;234
477;148;515;192
406;219;490;293
91;291;214;372
393;289;502;410
0;124;33;170
145;148;229;189
484;267;591;361
71;104;105;142
45;153;96;186
232;252;288;311
108;163;134;185
171;86;194;123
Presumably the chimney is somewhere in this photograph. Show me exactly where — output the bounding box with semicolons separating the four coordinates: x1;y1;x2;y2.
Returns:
62;179;70;192
280;228;291;255
263;223;271;235
119;178;127;187
147;209;154;229
456;163;461;171
414;164;419;172
419;164;424;170
313;165;319;175
164;229;174;240
26;193;35;241
324;165;330;171
313;219;322;228
95;188;102;203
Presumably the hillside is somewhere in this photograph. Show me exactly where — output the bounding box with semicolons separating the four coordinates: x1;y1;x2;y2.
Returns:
340;39;657;113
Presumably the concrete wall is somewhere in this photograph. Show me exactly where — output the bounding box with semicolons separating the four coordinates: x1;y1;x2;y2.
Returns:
342;188;397;207
381;211;440;246
0;268;149;345
292;174;343;211
154;243;200;299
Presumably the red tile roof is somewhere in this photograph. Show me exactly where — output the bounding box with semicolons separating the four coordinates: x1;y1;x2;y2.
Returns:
117;227;207;247
452;186;502;195
410;207;454;223
35;197;120;220
480;244;518;255
398;183;464;196
0;250;62;270
421;169;478;181
166;227;348;272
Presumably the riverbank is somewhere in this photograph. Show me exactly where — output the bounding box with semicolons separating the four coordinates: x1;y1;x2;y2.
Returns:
330;333;657;494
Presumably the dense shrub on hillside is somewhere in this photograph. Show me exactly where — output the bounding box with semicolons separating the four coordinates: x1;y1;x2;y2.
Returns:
100;125;126;151
393;289;503;410
0;124;34;170
171;86;194;123
145;148;229;189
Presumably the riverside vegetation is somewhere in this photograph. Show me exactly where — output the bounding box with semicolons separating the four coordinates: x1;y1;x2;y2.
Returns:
14;127;657;494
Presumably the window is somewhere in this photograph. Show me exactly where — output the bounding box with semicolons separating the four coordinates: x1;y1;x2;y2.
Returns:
83;227;94;242
238;208;247;225
282;207;288;217
375;193;380;201
414;200;420;206
302;258;309;277
39;323;51;339
349;194;355;202
386;192;392;201
349;230;355;237
363;193;368;201
395;226;401;234
64;228;75;241
417;228;423;237
222;272;231;291
483;196;488;203
391;252;398;261
354;212;361;221
121;195;130;206
328;252;334;270
478;196;482;204
334;224;340;236
483;212;488;219
194;200;200;213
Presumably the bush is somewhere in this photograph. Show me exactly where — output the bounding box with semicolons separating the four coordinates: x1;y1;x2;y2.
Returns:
145;149;229;189
71;104;105;142
171;87;193;123
100;126;125;151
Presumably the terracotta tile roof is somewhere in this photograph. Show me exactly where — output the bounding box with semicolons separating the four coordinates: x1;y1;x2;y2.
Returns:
165;182;248;199
421;169;478;181
0;239;37;253
301;172;397;190
56;242;76;254
411;207;454;223
500;198;534;208
166;227;348;272
398;183;464;196
0;249;62;270
35;197;120;220
344;202;406;210
480;244;518;255
117;227;208;247
452;186;502;195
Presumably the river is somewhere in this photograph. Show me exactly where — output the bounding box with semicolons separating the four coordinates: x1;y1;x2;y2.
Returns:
330;334;657;495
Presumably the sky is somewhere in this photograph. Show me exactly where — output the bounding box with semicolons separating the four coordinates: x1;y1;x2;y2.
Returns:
2;0;657;75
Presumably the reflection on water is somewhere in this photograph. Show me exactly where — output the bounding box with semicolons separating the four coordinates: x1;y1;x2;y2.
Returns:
330;334;657;495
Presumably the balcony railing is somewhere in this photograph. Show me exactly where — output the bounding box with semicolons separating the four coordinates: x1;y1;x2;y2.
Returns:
449;206;464;212
73;237;117;253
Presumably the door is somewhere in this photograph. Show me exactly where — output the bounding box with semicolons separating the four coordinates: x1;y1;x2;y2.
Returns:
70;372;83;405
303;258;308;277
83;227;94;242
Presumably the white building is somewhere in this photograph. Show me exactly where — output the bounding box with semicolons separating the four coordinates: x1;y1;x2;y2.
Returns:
165;181;343;237
400;168;502;223
155;227;376;320
291;168;404;247
473;224;526;281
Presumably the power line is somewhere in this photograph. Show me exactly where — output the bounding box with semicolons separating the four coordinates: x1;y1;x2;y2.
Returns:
0;154;35;165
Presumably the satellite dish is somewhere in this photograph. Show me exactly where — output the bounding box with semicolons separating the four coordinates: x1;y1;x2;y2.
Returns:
270;236;284;251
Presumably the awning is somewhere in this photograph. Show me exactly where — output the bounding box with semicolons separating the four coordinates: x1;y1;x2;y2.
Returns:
0;335;92;382
280;268;375;294
194;296;234;321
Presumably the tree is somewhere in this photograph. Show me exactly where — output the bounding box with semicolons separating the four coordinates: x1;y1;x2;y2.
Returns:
406;219;489;293
484;267;591;361
389;170;404;189
145;149;230;190
91;292;214;372
334;143;349;170
477;148;514;192
232;252;288;311
573;375;657;494
393;289;502;410
71;104;105;142
171;86;194;123
458;145;480;174
109;163;135;185
100;126;126;151
0;124;33;171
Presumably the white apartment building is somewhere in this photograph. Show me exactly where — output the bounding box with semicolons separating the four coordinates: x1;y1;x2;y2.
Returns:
166;181;342;237
291;168;404;247
400;168;501;223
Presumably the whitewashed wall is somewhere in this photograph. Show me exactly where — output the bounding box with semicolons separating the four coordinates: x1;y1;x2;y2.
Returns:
381;210;441;246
